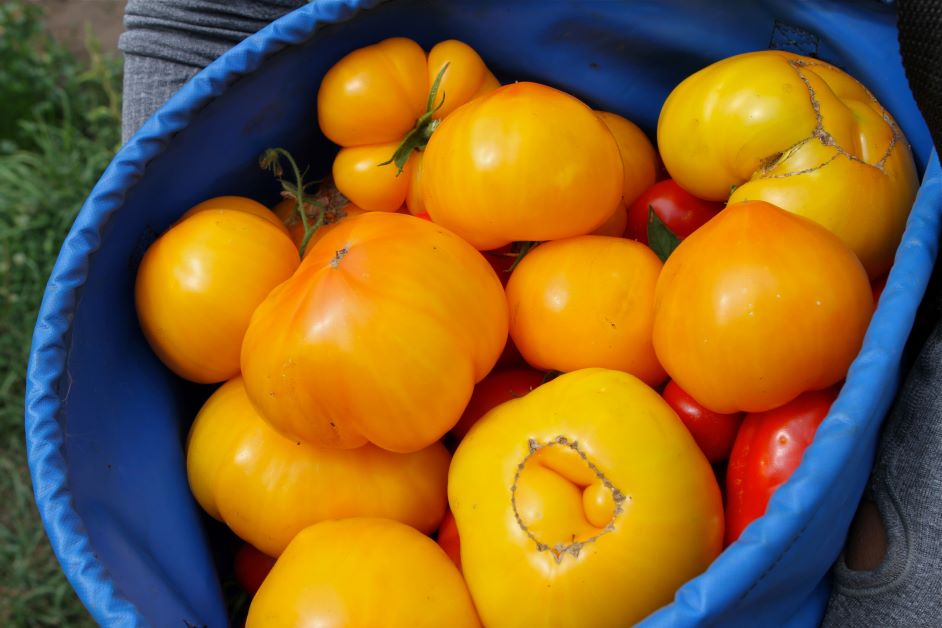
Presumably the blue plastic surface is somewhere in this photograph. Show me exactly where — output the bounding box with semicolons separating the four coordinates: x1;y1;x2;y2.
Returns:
24;0;941;626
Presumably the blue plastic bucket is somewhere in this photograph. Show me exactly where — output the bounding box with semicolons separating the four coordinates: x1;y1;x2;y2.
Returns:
25;0;941;625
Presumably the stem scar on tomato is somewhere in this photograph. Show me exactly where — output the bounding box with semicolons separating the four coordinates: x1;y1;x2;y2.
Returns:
378;62;451;175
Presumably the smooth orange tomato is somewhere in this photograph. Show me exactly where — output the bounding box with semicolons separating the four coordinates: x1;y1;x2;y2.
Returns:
506;235;666;386
449;368;723;627
187;377;450;556
247;518;481;628
591;201;629;237
135;197;299;383
423;82;624;250
241;212;508;453
597;111;658;207
658;50;918;277
318;38;498;213
654;200;873;414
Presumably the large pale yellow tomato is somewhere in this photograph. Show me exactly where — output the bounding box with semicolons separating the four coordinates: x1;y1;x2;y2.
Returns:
654;201;873;414
658;50;918;277
135;197;299;383
247;518;480;627
186;377;450;557
241;212;508;453
449;368;723;628
506;236;666;386
422;82;624;250
318;38;498;213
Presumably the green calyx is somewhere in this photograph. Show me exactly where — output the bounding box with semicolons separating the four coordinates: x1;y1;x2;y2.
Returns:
647;205;681;262
378;62;450;176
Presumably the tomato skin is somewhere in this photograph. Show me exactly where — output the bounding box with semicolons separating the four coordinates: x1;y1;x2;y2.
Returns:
318;38;497;213
507;235;666;386
423;82;624;250
654;201;873;414
272;198;367;252
625;179;723;243
234;544;277;595
725;387;837;544
449;369;722;627
663;381;743;463
135;198;299;383
591;202;629;237
186;377;450;556
437;510;462;571
241;212;508;453
596;111;657;207
450;368;545;442
247;518;480;628
658;50;918;278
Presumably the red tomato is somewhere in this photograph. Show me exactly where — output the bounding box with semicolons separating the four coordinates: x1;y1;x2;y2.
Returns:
625;179;723;243
234;543;277;595
663;381;743;464
437;510;462;571
725;387;838;545
450;368;545;442
872;274;888;306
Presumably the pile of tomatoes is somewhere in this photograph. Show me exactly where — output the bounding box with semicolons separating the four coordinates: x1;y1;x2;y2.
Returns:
134;37;917;627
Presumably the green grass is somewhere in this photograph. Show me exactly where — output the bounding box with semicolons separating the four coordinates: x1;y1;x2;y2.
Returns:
0;2;121;625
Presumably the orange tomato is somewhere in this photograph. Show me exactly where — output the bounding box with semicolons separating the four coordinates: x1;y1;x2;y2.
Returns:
422;82;624;250
591;202;629;237
449;368;722;627
318;38;498;213
187;377;450;556
654;200;873;414
135;197;299;383
506;235;666;386
658;51;918;277
241;212;508;453
596;111;658;207
247;518;481;628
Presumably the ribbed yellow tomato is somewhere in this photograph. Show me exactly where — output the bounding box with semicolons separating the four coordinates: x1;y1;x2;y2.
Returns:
449;368;722;627
186;377;450;556
658;50;918;277
241;212;508;453
318;38;498;213
654;200;873;414
506;236;666;386
248;518;480;627
135;197;298;383
422;82;624;250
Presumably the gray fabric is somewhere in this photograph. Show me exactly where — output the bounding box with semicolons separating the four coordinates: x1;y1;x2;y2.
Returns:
824;315;942;627
119;0;306;141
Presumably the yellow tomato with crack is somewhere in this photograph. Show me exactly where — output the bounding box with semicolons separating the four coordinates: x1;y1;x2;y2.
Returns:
187;377;450;557
318;38;498;213
449;368;723;627
658;50;918;277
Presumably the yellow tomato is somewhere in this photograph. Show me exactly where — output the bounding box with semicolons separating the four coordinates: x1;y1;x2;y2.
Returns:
318;38;498;213
597;111;658;206
247;518;481;628
186;377;450;557
241;212;508;453
422;82;624;250
506;236;666;386
654;200;873;414
449;368;723;627
135;199;298;383
658;50;918;277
